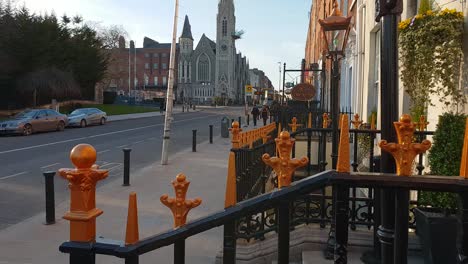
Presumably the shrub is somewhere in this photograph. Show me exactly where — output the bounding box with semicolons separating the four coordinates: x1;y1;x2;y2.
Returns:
419;113;467;209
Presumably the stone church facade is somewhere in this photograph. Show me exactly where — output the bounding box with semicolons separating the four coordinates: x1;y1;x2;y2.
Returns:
178;0;250;105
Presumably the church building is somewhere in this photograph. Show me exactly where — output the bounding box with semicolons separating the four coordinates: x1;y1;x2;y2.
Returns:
178;0;250;105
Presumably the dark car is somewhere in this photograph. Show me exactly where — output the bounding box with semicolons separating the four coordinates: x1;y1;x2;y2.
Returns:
0;109;68;136
67;108;107;128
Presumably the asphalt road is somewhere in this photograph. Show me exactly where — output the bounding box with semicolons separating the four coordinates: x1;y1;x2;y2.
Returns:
0;108;243;230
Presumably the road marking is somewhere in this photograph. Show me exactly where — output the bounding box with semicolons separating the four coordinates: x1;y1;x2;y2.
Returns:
117;144;129;148
99;162;120;168
108;164;123;171
0;114;218;155
40;162;60;169
133;140;144;144
97;149;110;154
0;171;29;180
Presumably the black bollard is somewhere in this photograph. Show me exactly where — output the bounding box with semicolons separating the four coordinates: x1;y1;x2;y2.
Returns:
238;116;241;126
43;171;56;225
247;114;250;126
209;125;213;144
123;148;132;186
192;130;197;152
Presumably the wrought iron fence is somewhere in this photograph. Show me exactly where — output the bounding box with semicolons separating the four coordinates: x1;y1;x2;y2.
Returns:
234;124;434;241
60;171;468;264
233;140;276;202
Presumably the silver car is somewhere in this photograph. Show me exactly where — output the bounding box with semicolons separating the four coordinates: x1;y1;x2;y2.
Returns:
0;109;68;136
67;108;107;128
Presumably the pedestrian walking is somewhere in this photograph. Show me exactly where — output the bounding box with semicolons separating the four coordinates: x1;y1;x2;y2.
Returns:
270;101;280;123
160;101;165;114
261;105;269;126
251;106;260;126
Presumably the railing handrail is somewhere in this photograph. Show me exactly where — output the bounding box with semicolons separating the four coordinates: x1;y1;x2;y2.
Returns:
288;127;435;136
60;170;468;259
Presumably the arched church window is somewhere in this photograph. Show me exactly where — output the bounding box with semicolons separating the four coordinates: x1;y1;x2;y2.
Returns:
197;54;210;81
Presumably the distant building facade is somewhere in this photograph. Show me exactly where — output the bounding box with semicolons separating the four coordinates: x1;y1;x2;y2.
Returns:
177;0;252;105
106;36;179;101
178;16;217;104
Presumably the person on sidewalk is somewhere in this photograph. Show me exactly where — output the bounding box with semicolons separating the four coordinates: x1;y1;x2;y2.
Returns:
270;100;280;123
160;101;165;114
251;106;260;126
261;105;269;126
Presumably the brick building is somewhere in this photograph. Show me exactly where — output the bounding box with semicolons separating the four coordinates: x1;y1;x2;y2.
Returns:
105;36;179;101
305;0;356;113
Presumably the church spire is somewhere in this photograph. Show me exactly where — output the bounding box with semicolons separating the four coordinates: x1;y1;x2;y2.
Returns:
180;15;193;40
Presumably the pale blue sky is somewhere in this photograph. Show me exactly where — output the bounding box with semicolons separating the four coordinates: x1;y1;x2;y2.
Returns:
21;0;311;90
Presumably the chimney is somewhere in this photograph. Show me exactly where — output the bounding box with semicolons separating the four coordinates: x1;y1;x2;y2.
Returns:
119;36;126;49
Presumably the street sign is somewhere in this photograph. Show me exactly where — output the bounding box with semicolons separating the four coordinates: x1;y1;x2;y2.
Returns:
291;83;316;101
245;85;253;94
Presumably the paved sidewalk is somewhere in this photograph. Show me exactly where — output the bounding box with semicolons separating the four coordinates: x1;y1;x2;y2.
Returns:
0;137;232;264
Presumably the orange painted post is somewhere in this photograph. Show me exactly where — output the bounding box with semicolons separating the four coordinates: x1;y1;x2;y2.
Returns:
337;115;350;173
351;113;363;129
125;192;139;245
225;151;237;207
460;118;468;178
160;173;202;228
308;112;312;128
379;114;432;176
58;144;109;242
229;121;242;148
262;131;309;188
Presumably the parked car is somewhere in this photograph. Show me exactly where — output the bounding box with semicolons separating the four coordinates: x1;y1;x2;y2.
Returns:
0;109;68;136
67;108;107;128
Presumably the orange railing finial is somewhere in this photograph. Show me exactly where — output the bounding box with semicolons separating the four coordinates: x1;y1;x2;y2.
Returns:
337;114;350;173
370;113;376;130
262;131;309;188
379;114;432;176
161;174;202;228
58;144;109;242
323;113;331;128
229;121;242;148
289;117;303;132
351;113;363;129
417;115;429;131
125;192;140;245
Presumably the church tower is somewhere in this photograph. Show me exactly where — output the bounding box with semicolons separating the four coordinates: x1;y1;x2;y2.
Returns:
215;0;236;103
179;15;194;101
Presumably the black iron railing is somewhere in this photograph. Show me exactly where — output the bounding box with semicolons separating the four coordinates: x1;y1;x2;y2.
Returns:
233;126;435;240
233;140;276;202
60;171;468;264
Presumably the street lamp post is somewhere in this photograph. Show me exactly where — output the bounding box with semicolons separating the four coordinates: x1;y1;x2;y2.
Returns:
319;1;351;169
319;2;351;260
278;62;281;103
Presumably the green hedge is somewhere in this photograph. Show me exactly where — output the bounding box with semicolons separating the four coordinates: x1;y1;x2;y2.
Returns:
419;113;467;209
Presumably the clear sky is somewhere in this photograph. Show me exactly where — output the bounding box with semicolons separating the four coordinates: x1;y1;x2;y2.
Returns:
20;0;311;90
